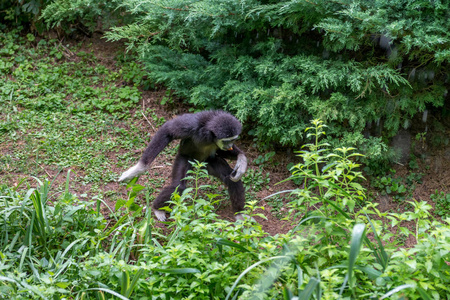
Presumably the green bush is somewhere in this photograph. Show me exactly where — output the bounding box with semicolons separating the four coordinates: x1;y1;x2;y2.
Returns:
104;0;448;153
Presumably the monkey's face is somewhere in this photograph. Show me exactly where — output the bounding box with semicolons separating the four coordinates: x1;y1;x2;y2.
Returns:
216;135;239;151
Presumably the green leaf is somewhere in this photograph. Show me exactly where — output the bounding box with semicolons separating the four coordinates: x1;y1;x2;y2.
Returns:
347;224;366;291
115;198;127;211
417;287;433;300
216;238;250;253
298;277;320;299
404;259;417;270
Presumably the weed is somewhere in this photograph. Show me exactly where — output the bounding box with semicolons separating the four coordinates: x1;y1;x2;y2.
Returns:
430;190;450;216
253;151;275;166
242;168;270;192
264;194;290;219
371;172;423;203
371;174;408;202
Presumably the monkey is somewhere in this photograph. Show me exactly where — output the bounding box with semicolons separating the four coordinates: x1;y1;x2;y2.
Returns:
118;110;248;222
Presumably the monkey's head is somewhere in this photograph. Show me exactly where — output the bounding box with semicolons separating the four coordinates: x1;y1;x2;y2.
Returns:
207;111;242;151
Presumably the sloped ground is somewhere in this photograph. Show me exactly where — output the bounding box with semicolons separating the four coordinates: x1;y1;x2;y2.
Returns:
2;31;450;241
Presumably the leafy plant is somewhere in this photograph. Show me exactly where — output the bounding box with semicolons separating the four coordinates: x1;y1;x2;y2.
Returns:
371;171;423;204
253;151;276;166
264;194;289;220
286;119;366;219
430;190;450;217
242;168;270;192
371;174;408;202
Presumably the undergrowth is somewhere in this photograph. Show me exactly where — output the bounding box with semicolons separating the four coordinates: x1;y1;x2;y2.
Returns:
1;26;450;299
1;141;449;299
0;28;152;196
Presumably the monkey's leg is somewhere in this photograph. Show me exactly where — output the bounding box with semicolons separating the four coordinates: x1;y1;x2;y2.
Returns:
206;156;247;220
152;155;190;221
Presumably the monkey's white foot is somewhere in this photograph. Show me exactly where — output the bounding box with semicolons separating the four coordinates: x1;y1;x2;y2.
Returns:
154;210;167;222
118;162;147;182
235;214;255;222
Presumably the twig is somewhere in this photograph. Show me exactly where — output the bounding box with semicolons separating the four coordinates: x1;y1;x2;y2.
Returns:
141;111;156;132
34;160;52;177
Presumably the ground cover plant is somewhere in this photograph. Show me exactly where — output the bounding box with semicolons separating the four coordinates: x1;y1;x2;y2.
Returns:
1;23;450;299
0;28;151;192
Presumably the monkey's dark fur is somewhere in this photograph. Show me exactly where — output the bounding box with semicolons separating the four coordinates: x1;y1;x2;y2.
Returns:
119;110;248;221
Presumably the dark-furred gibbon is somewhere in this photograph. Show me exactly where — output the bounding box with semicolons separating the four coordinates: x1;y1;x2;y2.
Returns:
119;110;248;221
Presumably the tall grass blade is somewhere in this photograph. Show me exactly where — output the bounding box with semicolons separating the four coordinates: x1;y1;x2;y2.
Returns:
296;265;303;294
120;270;130;297
125;268;144;298
152;268;201;274
225;256;289;300
216;238;250;253
365;214;389;271
380;284;415;299
83;288;130;300
298;277;320;299
345;224;365;296
18;246;28;272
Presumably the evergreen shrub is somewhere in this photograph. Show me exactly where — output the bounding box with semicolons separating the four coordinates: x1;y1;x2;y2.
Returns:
102;0;449;155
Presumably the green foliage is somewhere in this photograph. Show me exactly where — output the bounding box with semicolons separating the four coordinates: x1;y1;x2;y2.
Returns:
0;0;52;31
253;151;276;166
371;171;423;204
105;0;449;153
264;194;290;219
251;120;450;299
41;0;127;33
2;19;450;300
241;168;270;192
0;29;149;190
286;119;366;218
0;173;107;299
372;174;409;203
1;137;450;299
431;190;450;217
1;0;129;34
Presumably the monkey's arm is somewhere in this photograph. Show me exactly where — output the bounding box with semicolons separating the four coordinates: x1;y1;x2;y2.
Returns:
118;116;195;182
217;146;247;182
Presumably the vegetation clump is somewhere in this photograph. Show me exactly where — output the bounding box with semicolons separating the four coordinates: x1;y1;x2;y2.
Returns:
1;4;450;299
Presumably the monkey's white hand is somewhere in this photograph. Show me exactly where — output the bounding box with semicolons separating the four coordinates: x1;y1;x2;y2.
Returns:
235;213;256;222
118;161;147;182
230;154;247;182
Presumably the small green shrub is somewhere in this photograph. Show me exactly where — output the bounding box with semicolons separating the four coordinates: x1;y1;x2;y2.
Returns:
371;171;423;204
286;119;366;219
242;168;270;192
431;190;450;217
371;174;408;202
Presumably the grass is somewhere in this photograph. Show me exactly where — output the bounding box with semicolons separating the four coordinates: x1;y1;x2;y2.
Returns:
0;29;155;201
